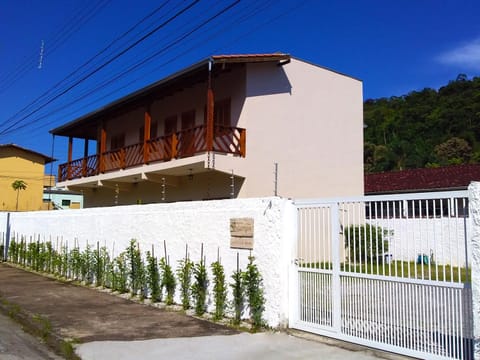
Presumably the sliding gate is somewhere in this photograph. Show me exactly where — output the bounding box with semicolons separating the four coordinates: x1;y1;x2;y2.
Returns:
291;192;473;359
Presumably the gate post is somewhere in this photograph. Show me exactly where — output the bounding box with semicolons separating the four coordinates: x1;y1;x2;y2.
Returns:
469;181;480;359
288;204;299;328
4;212;10;261
331;203;342;333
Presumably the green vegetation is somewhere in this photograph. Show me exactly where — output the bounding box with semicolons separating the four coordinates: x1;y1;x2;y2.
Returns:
146;250;161;302
192;254;208;316
127;239;145;298
301;261;469;283
343;224;390;264
5;237;268;329
364;75;480;172
211;260;227;321
242;256;265;330
230;258;244;326
11;179;27;211
160;257;176;305
177;254;194;310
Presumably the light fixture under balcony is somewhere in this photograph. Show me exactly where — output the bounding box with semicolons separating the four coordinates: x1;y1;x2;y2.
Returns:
188;168;194;181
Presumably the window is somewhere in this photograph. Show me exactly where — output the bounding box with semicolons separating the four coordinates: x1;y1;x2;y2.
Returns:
214;98;231;127
164;116;177;135
61;199;71;207
139;122;158;142
365;197;469;219
110;133;125;150
204;98;231;127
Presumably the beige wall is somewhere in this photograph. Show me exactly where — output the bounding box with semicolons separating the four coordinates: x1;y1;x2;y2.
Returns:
0;148;46;211
66;57;363;206
225;58;364;199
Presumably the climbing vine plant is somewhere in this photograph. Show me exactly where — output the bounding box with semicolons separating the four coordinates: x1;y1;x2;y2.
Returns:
5;237;267;329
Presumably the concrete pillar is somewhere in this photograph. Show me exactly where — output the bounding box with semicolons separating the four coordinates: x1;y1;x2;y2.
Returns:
469;181;480;359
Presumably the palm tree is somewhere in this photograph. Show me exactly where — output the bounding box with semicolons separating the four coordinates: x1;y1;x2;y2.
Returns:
11;180;27;211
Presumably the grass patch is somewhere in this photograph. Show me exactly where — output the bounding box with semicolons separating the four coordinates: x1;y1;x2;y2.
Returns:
301;261;470;283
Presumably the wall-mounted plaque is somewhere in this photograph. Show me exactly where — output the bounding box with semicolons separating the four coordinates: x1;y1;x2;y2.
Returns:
230;218;254;249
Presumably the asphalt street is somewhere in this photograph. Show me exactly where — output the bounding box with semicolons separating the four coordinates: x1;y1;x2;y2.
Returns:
0;312;61;360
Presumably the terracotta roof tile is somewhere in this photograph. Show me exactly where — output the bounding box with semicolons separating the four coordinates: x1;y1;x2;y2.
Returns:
364;164;480;194
211;53;290;63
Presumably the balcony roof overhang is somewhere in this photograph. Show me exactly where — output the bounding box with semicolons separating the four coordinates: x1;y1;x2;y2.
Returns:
50;53;290;140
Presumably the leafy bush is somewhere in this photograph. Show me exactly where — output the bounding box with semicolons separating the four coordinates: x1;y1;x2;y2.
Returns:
230;266;244;325
243;256;265;330
343;224;390;264
127;239;145;297
177;257;194;310
160;257;176;305
146;251;161;302
211;260;227;321
192;257;208;316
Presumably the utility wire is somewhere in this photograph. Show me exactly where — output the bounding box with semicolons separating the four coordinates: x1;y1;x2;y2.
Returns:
11;0;173;124
5;0;283;138
0;0;111;94
4;0;301;140
5;0;242;137
0;0;200;136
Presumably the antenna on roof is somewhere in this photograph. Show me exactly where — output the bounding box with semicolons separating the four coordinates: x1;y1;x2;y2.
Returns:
38;40;45;69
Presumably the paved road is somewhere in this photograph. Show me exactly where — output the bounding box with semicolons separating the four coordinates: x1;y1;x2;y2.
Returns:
0;312;61;360
0;263;405;360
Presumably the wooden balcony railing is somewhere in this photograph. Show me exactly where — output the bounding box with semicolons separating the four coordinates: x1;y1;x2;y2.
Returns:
58;125;246;182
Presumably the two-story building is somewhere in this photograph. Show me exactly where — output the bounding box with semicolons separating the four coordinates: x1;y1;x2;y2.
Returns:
52;53;363;207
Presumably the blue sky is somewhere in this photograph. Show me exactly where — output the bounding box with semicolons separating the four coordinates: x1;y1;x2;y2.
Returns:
0;0;479;165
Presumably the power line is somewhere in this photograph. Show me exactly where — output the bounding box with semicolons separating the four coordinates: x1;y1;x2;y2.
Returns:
0;0;111;94
0;0;175;131
2;0;304;141
3;0;287;139
0;0;200;136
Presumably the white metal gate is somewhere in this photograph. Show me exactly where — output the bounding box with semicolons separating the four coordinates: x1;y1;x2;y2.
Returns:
291;191;473;360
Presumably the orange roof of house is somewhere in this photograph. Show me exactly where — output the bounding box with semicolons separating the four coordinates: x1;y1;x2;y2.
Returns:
364;164;480;194
0;143;54;164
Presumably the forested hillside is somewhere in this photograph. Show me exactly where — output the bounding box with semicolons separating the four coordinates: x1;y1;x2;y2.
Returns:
363;75;480;173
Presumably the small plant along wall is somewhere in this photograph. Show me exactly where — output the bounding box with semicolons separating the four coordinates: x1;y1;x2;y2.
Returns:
5;236;266;330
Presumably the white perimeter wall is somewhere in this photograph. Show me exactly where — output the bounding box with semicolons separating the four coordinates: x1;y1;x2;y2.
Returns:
0;197;296;328
369;218;469;267
469;182;480;359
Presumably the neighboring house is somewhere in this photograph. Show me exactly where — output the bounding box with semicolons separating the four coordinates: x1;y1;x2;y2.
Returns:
364;164;480;195
43;188;84;210
364;164;480;218
0;144;54;211
52;53;363;207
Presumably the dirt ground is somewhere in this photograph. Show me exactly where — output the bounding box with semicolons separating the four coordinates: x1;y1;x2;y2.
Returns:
0;263;237;345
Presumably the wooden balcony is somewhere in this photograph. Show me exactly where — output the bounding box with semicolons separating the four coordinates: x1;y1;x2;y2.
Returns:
58;125;246;182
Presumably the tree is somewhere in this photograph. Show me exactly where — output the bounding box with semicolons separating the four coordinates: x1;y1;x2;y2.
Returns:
434;137;472;165
11;180;27;211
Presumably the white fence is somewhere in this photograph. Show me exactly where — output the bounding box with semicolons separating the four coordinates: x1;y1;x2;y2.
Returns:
292;190;474;360
0;197;296;328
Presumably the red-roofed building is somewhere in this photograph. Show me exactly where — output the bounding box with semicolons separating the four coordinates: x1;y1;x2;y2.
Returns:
365;164;480;195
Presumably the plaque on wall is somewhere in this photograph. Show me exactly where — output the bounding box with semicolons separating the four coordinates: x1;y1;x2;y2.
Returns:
230;218;254;249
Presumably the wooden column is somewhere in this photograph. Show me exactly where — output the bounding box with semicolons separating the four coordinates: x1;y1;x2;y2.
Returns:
67;136;73;179
239;129;246;157
143;106;151;164
68;137;73;162
99;123;106;173
206;63;214;152
82;139;89;177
